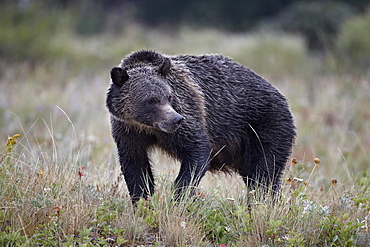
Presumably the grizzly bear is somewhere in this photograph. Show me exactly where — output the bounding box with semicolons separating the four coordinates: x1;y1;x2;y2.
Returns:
106;50;296;202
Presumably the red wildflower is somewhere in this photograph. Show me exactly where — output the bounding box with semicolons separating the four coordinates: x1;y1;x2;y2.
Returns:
78;167;86;178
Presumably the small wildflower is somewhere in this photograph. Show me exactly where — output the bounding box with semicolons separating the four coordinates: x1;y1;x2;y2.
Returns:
331;179;338;186
195;190;209;199
319;205;331;216
227;197;235;206
7;137;16;146
5;134;20;152
314;158;321;167
53;206;64;217
291;158;297;165
180;221;186;228
78;167;86;178
38;170;45;179
286;177;292;184
303;181;309;187
302;199;315;214
293;177;304;183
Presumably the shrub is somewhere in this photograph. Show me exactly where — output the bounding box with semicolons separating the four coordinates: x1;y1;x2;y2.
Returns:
335;8;370;72
275;1;355;51
0;4;58;62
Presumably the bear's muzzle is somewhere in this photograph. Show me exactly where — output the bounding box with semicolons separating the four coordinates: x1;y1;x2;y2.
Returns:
156;104;184;133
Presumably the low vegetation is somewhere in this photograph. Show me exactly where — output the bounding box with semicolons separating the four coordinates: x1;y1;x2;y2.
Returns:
1;131;369;246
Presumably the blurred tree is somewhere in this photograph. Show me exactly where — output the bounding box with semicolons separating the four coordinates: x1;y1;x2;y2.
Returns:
1;0;369;50
337;0;370;10
0;1;59;62
336;8;370;72
74;0;105;35
2;0;368;34
273;1;356;51
129;0;296;30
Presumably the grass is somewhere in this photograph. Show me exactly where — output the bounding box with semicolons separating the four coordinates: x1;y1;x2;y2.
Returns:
0;23;370;246
1;135;369;246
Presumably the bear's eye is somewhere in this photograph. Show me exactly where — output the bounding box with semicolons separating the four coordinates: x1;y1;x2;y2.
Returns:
147;98;159;105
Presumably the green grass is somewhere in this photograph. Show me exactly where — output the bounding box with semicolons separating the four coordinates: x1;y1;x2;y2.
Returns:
0;24;369;246
1;136;369;246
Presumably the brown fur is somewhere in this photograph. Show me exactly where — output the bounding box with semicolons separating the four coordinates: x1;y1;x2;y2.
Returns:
106;50;296;202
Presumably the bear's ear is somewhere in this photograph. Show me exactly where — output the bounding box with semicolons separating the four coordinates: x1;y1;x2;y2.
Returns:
158;57;171;76
111;67;129;87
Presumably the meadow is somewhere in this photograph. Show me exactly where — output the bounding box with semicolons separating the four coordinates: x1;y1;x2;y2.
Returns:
1;23;370;246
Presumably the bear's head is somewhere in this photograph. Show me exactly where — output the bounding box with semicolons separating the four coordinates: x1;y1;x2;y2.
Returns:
106;57;184;133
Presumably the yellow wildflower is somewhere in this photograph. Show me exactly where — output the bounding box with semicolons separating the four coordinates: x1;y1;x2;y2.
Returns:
38;170;45;179
291;158;297;165
314;158;320;167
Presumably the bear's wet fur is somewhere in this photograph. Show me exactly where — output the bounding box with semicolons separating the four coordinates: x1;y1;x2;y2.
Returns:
106;50;296;202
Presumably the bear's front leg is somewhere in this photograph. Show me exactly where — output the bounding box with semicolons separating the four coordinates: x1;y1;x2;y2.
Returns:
112;122;155;203
174;147;211;199
119;151;154;203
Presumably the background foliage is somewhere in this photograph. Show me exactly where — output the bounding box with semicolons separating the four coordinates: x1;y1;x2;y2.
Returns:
1;0;369;65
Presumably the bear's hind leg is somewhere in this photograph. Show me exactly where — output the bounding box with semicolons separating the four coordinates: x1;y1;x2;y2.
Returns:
238;138;284;195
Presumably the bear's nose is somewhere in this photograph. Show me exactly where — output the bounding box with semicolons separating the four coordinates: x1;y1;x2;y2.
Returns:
173;115;185;125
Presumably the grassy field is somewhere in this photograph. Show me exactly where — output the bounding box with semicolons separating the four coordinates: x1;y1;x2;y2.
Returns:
1;25;370;246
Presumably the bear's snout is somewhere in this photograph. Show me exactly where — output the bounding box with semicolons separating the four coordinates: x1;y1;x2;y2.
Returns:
161;111;184;133
172;114;184;126
155;104;184;133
